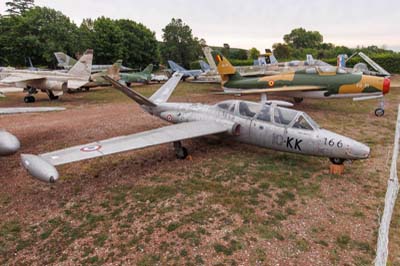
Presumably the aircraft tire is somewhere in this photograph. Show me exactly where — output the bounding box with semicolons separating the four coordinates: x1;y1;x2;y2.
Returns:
126;82;131;87
375;108;384;117
176;147;188;160
294;97;303;103
24;96;35;103
330;158;345;165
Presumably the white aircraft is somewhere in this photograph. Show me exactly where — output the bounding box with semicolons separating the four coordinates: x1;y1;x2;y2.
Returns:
0;50;93;103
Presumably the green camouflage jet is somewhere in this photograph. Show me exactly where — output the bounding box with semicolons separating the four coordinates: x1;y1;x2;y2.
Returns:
211;51;391;116
120;64;153;87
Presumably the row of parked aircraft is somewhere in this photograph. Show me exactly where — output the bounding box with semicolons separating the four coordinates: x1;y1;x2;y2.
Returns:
0;47;393;183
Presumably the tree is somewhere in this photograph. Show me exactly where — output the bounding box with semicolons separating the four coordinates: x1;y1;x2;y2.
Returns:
0;6;80;66
5;0;34;15
272;43;291;59
115;19;159;68
160;18;201;68
283;28;323;49
248;47;260;60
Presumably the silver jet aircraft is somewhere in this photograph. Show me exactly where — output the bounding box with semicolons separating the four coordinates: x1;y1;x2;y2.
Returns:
0;50;93;103
21;73;370;183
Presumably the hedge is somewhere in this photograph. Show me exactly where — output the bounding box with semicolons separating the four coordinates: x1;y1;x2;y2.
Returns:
190;54;400;74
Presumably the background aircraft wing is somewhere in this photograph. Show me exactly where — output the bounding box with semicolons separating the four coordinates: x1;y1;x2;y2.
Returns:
220;85;325;95
39;120;230;166
68;80;88;89
0;87;24;96
0;107;65;115
1;74;45;84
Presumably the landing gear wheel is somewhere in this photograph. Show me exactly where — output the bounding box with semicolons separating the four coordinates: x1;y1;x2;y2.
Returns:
176;147;188;160
330;158;345;165
126;82;131;87
173;141;189;160
24;96;35;103
375;108;385;117
84;87;90;91
294;97;303;103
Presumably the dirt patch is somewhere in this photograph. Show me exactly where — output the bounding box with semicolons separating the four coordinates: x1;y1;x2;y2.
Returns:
0;79;399;265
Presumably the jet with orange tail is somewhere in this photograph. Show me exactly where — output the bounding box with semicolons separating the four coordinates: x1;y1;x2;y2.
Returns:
212;51;391;116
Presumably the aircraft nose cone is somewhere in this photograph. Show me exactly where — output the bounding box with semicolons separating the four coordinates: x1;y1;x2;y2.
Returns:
0;130;20;156
347;141;370;159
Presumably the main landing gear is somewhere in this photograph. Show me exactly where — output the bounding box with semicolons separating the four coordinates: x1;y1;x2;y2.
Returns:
45;90;59;101
24;86;37;103
173;141;188;160
24;95;35;103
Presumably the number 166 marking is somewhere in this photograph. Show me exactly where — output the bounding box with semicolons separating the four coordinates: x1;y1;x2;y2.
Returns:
324;138;343;148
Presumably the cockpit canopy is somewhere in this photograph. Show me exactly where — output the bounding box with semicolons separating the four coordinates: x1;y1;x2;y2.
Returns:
216;100;319;131
305;66;349;75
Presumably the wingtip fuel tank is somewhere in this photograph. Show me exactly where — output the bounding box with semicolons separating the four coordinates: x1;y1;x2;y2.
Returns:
0;130;20;156
21;154;59;183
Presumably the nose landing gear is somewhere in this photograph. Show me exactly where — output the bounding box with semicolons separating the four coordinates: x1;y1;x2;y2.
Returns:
375;99;385;117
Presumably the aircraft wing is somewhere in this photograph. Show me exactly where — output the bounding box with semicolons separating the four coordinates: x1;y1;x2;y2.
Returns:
0;107;65;115
220;85;325;95
1;74;45;84
38;120;230;166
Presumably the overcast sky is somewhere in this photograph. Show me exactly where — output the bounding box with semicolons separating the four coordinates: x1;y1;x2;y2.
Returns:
1;0;399;51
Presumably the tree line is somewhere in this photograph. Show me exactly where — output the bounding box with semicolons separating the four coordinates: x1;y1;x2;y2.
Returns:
0;0;398;71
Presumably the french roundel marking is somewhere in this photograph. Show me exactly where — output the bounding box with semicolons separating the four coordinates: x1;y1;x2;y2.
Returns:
268;80;275;87
167;114;173;121
80;145;102;152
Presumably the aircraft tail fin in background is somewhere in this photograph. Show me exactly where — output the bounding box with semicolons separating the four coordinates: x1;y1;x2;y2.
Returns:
268;54;278;64
67;49;93;79
199;60;211;72
202;47;217;71
210;50;241;84
168;60;187;72
106;60;122;80
54;52;77;68
141;64;153;74
337;54;347;68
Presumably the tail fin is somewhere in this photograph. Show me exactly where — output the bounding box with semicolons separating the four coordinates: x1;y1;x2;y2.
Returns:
306;54;314;65
168;60;186;72
54;52;77;68
68;49;93;79
103;72;183;107
199;60;211;72
210;51;240;83
202;47;217;71
337;54;347;68
141;64;153;74
106;60;122;80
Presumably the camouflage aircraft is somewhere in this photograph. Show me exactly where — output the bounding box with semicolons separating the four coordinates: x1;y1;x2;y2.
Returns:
21;73;369;183
0;107;65;156
54;52;132;73
211;51;391;116
119;64;154;86
0;50;94;103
